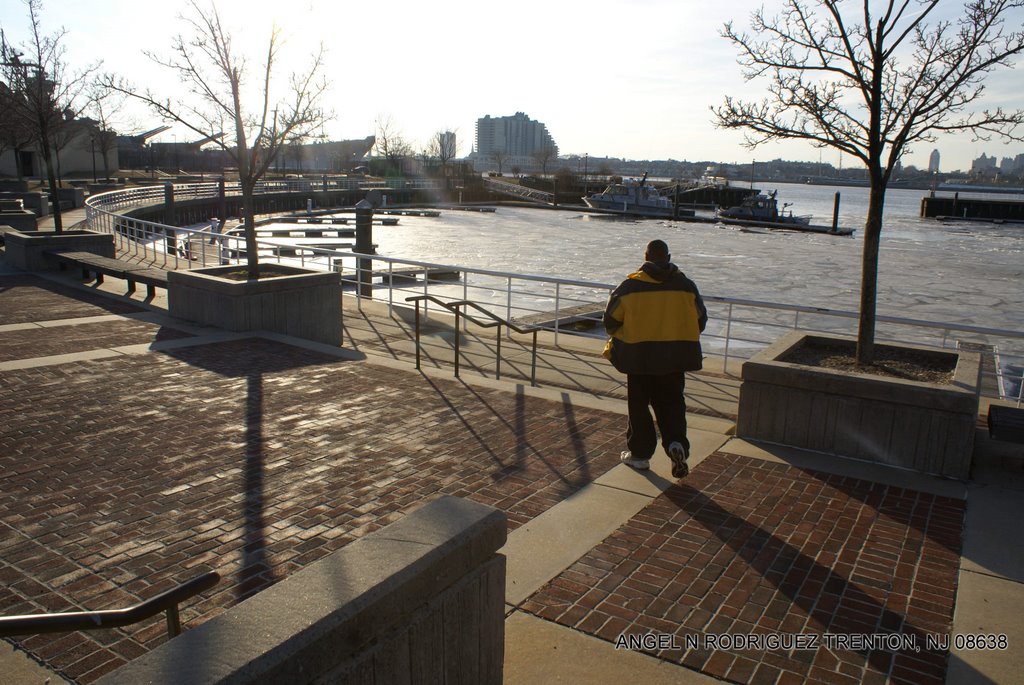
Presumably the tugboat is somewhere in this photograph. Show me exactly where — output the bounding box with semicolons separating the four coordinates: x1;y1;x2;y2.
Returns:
717;190;811;226
716;190;854;235
583;173;694;218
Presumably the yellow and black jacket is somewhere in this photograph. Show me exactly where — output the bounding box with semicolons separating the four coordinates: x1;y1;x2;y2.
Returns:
603;261;707;375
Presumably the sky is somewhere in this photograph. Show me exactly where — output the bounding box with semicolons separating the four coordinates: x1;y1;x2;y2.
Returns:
3;0;1023;173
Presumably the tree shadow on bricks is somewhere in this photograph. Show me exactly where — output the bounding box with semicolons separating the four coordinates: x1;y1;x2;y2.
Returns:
163;338;349;603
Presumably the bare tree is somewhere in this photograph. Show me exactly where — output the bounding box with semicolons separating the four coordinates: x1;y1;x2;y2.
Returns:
422;129;458;182
104;1;329;278
531;145;557;176
374;114;412;174
435;130;458;167
713;0;1024;363
1;0;97;231
490;149;507;175
87;81;127;181
0;82;36;179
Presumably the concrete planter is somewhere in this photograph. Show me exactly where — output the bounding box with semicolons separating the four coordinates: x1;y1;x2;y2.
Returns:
2;229;115;271
168;264;342;346
736;331;981;479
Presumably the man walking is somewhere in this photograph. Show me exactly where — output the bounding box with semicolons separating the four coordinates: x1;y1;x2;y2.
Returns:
603;239;707;477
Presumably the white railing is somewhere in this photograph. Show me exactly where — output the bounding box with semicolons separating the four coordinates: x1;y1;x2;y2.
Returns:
84;184;1024;405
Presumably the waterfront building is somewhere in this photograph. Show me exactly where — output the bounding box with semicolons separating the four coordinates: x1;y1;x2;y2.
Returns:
970;152;998;176
928;149;940;173
474;112;558;171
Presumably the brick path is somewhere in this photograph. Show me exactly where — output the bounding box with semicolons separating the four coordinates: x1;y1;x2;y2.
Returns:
523;451;964;685
0;276;626;683
0;275;143;324
0;319;193;363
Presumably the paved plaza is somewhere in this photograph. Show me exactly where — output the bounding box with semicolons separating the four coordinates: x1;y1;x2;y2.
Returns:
1;259;1022;685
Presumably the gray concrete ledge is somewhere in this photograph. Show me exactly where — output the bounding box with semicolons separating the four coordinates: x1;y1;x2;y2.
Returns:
97;496;507;685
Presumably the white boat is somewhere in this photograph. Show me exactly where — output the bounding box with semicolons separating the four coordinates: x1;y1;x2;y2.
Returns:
717;190;812;226
583;173;694;218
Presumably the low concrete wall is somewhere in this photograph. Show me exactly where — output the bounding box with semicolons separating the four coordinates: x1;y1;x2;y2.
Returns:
168;265;343;346
737;331;981;479
2;230;115;271
0;211;38;232
97;496;507;685
57;187;86;209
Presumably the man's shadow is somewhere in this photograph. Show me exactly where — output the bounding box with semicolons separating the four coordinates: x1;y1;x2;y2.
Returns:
615;455;987;682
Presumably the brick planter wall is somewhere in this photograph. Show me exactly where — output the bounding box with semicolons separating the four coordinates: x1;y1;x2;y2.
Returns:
168;265;342;346
737;331;981;479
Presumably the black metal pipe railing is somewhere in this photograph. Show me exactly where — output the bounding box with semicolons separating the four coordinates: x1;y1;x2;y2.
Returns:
407;296;539;386
0;571;220;640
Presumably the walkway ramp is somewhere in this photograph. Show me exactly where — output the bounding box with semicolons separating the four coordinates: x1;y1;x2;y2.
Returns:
483;177;553;204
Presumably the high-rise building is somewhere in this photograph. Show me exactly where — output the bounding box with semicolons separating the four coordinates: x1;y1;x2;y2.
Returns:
475;113;558;168
971;153;998;175
928;149;940;173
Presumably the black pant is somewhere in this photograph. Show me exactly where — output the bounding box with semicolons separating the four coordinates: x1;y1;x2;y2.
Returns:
626;372;688;460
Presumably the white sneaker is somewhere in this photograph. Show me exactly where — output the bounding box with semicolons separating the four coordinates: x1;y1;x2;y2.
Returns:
620;450;650;470
668;442;689;478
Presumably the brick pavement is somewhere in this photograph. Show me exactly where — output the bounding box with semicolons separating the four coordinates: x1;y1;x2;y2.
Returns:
0;275;143;324
0;277;627;683
523;451;964;685
0;319;193;363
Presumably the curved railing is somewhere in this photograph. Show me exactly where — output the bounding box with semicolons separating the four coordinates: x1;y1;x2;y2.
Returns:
84;183;1024;405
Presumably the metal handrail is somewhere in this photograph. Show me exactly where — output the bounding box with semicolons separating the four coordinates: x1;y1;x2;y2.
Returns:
0;571;220;640
406;295;539;386
83;182;1024;402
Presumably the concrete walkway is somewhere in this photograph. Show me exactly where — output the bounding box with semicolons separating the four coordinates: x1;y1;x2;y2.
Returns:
0;241;1022;684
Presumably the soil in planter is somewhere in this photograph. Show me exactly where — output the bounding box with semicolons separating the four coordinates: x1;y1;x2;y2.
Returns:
218;265;296;281
780;339;956;384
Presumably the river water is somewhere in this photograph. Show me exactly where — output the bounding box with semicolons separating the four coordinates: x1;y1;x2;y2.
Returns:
361;181;1024;335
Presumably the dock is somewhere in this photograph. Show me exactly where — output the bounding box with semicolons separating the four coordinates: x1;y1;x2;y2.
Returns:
250;228;356;238
329;261;461;283
513;304;604;332
267;216;400;226
921;193;1024;222
379;209;442;217
372;267;462;282
681;211;855;236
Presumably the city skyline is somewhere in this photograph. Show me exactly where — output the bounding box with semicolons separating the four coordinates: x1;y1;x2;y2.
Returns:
3;0;1023;173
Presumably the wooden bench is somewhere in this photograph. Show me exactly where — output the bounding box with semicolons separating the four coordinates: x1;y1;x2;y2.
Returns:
47;250;169;299
988;405;1024;443
48;250;130;284
124;268;170;299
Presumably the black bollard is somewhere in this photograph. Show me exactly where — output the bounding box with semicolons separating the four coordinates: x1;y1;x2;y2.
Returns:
355;199;374;298
163;182;175;224
831;192;841;233
164;183;176;249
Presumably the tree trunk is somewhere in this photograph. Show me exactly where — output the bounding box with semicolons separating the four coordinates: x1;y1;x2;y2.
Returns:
241;181;259;280
38;132;63;232
856;180;887;364
14;146;25;180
